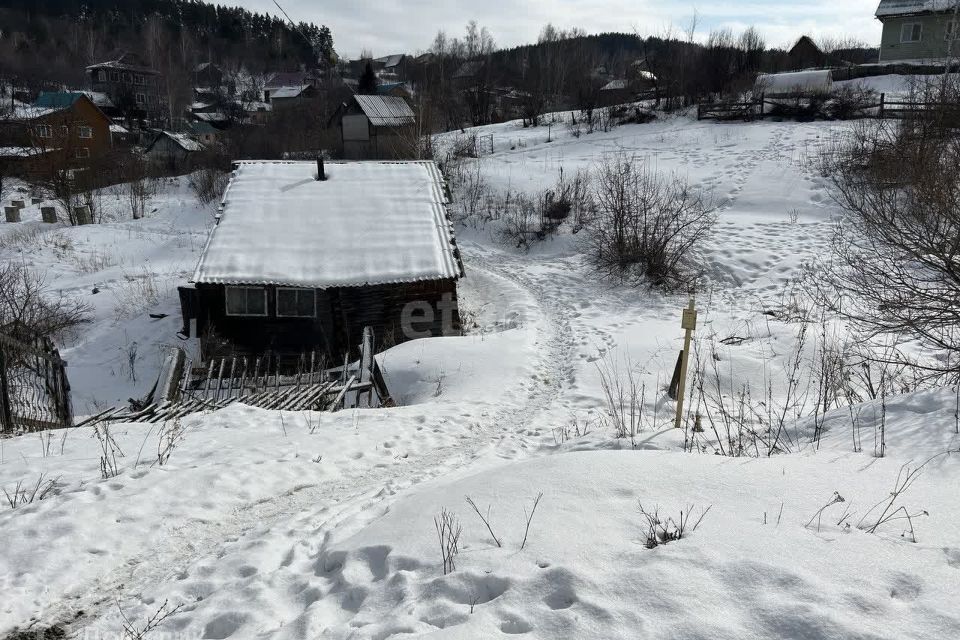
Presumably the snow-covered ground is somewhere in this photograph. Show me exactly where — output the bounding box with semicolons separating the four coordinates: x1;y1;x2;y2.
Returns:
0;177;214;413
2;112;959;638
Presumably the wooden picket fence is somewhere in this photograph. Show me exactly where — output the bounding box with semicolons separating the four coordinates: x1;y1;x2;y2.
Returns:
0;330;72;433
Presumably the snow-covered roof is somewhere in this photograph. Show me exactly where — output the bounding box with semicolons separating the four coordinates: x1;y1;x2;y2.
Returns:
601;79;628;91
192;161;462;289
876;0;956;16
353;95;415;127
148;131;205;153
109;123;130;134
0;146;35;158
270;85;310;99
375;54;405;68
754;70;833;96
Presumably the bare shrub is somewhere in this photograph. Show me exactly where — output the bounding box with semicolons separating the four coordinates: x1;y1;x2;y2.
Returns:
118;598;183;640
189;166;230;206
156;418;185;466
804;491;846;532
824;87;877;121
810;113;960;382
638;503;711;548
0;262;91;339
520;491;543;550
70;249;114;274
498;168;593;247
434;508;463;575
94;423;123;479
3;473;59;508
0;224;45;251
465;495;502;547
857;457;940;542
688;326;810;458
588;154;715;290
114;268;165;320
125;156;157;219
596;352;645;447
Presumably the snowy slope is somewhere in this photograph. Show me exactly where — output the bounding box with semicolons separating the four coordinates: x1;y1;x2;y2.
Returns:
2;114;960;638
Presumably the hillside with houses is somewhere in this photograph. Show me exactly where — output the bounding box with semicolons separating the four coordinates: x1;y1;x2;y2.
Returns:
1;0;960;638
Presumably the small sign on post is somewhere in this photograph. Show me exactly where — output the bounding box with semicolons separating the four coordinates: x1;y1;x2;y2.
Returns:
674;296;697;429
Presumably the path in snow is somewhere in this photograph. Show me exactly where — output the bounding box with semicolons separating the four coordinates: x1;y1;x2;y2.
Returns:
66;255;584;636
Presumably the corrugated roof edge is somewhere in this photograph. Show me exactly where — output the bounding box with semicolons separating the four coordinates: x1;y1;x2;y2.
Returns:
190;160;461;288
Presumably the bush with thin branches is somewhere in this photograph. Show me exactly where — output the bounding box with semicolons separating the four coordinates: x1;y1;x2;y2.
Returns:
588;154;715;290
810;106;960;382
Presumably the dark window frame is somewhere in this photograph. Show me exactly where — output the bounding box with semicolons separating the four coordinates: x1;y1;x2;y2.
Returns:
901;22;923;43
276;287;317;318
225;286;268;317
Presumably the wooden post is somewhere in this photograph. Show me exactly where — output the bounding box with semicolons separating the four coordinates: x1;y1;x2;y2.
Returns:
673;297;697;430
879;93;885;120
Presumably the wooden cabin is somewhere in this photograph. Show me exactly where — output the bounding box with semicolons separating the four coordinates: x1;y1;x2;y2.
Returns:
335;95;416;160
179;160;464;361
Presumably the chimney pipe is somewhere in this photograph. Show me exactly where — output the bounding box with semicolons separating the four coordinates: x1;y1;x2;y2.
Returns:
317;156;326;181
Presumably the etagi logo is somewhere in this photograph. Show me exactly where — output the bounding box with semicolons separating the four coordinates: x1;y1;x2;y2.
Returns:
400;293;459;339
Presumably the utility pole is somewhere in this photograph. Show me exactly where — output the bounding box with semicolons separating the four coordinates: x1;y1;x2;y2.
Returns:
673;296;697;430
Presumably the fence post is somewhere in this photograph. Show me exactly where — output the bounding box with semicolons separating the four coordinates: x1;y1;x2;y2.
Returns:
879;93;885;120
0;348;12;432
697;103;702;120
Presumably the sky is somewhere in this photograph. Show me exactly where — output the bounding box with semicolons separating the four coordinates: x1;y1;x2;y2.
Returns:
238;0;884;59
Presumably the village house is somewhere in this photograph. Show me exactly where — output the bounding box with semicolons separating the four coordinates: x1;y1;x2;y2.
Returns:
186;120;223;146
179;159;463;361
144;130;205;173
372;54;408;82
787;36;829;70
876;0;960;62
0;92;114;176
334;95;417;160
193;62;225;89
86;52;164;124
266;84;318;109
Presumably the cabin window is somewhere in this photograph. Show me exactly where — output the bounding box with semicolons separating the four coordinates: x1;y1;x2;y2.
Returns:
276;288;316;318
110;71;120;82
225;286;268;316
75;147;90;159
136;93;146;105
78;126;93;139
36;125;52;138
901;23;922;43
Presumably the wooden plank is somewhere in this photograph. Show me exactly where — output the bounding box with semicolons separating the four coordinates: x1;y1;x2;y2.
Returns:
330;375;357;412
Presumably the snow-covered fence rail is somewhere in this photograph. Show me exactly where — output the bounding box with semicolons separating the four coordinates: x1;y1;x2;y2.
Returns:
0;331;72;433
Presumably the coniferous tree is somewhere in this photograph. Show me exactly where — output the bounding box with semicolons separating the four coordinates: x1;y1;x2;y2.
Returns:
358;62;378;95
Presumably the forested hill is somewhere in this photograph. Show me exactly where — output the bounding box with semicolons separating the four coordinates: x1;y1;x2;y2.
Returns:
0;0;334;86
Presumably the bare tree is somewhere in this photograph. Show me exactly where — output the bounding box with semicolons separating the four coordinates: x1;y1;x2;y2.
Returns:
0;263;92;339
810;111;960;381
